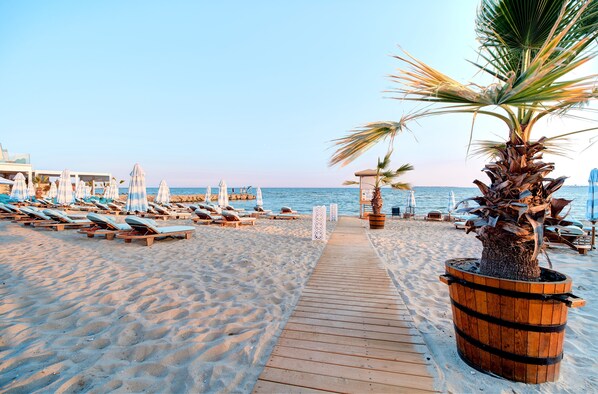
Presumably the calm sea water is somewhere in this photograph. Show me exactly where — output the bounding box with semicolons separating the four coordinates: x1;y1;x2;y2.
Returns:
119;186;590;220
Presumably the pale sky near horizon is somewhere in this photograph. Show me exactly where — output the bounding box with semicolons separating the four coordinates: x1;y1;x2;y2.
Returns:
1;1;596;188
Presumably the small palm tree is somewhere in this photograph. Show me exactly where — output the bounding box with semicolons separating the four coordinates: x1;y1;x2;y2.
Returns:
331;0;598;280
344;152;413;215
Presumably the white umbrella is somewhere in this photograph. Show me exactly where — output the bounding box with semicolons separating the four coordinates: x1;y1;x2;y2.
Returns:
256;187;263;207
102;182;110;199
447;191;456;214
406;190;416;215
205;186;211;203
47;181;58;199
156;179;170;205
218;179;229;208
27;181;36;200
9;173;28;202
125;163;148;212
75;180;86;199
586;168;598;249
108;180;119;200
85;185;92;198
56;169;74;206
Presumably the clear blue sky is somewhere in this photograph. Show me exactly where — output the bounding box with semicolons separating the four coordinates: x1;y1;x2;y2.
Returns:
1;1;596;187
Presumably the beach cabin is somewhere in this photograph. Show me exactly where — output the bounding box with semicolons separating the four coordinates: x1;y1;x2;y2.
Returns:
354;169;377;219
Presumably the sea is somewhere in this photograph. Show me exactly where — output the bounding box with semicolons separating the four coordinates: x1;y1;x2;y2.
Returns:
122;186;590;221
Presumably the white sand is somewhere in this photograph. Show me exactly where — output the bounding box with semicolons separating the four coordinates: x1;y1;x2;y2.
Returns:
368;219;598;393
0;217;333;393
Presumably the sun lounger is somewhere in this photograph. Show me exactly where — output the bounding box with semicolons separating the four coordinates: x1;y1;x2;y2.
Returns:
78;213;132;239
280;206;297;214
0;203;28;220
425;210;443;221
214;211;257;227
545;225;591;255
116;216;195;246
192;209;222;225
15;207;55;226
152;204;191;219
267;212;300;220
31;209;92;231
198;203;222;214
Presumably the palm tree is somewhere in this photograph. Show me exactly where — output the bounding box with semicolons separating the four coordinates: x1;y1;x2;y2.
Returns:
331;0;598;280
344;151;413;215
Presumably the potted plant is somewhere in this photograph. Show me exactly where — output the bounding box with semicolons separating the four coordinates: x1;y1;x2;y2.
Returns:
330;0;595;383
344;151;413;229
33;175;49;199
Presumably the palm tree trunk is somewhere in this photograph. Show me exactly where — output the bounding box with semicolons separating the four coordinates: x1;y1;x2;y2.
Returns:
371;188;382;215
477;226;540;280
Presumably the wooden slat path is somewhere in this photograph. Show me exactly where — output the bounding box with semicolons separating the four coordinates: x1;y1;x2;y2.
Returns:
253;217;437;393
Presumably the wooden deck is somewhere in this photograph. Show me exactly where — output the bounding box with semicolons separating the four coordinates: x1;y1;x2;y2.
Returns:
253;217;437;393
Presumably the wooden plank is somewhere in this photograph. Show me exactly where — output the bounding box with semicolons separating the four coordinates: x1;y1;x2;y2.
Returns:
302;288;398;301
259;367;433;394
297;301;410;316
284;323;424;344
299;296;406;311
287;316;413;334
272;345;432;376
276;337;430;365
266;356;435;392
292;310;412;328
294;305;412;321
253;380;332;393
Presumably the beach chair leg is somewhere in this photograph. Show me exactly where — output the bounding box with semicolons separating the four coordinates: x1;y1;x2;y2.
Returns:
124;238;132;244
106;233;115;240
145;237;154;246
87;233;94;238
56;225;65;231
185;232;191;240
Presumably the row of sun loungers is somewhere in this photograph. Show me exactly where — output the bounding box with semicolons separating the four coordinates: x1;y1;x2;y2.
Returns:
1;202;301;246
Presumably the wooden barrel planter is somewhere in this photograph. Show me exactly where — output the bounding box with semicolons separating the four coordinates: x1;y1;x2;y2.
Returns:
369;213;386;229
439;259;585;384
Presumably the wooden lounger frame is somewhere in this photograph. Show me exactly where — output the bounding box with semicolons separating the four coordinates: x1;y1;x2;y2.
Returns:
15;219;54;226
31;222;92;231
268;214;299;220
214;217;257;227
78;227;122;240
191;217;216;225
116;230;194;246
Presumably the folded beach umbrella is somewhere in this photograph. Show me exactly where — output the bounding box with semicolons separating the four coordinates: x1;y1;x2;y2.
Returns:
56;169;74;206
218;179;229;208
75;180;86;199
85;185;92;198
102;182;110;199
155;179;170;205
125;163;148;212
108;180;119;200
447;191;456;213
9;173;28;202
586;168;598;249
47;181;58;199
256;187;263;207
406;190;416;214
27;181;36;200
205;186;211;203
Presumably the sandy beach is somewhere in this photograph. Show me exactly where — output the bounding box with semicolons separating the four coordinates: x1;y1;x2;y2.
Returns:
0;217;333;393
368;219;598;393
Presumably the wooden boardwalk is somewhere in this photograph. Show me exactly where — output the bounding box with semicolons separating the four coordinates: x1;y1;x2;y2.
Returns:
253;217;437;393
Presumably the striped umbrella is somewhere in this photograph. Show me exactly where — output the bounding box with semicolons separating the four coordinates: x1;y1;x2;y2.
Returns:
27;181;36;200
85;185;92;198
218;179;229;208
47;181;58;199
56;169;74;206
205;186;211;203
125;163;148;212
406;190;416;215
102;182;110;199
9;173;28;202
75;180;86;199
256;187;263;207
586;168;598;249
156;180;170;204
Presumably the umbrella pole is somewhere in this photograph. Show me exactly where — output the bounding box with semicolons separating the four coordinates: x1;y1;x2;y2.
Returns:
592;221;596;250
